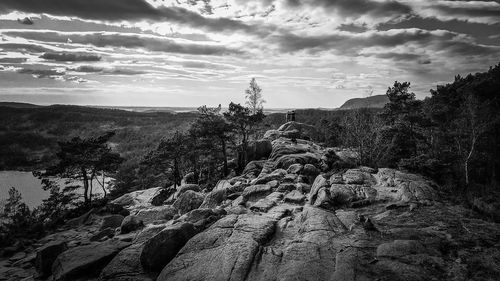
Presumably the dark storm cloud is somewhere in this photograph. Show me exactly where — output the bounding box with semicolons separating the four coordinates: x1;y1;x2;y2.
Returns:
337;23;368;33
361;52;432;64
68;65;147;75
430;2;500;20
0;0;273;36
181;61;237;70
271;28;500;59
4;31;243;56
271;29;453;53
0;57;28;63
104;69;146;75
284;0;412;17
70;65;103;73
40;52;102;61
17;67;64;78
0;42;53;53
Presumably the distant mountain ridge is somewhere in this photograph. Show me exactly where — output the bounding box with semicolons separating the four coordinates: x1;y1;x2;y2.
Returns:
339;95;389;109
0;102;44;108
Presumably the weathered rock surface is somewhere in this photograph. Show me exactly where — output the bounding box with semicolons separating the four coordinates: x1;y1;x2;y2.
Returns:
100;243;152;281
51;240;130;281
284;190;305;204
246;139;272;161
140;222;197;272
120;215;144;234
111;187;163;208
172;190;204;214
35;240;68;277
133;205;177;225
263;121;319;141
8;122;500;281
200;188;226;209
100;215;125;231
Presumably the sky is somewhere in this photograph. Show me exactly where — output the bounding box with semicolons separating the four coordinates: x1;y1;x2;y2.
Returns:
0;0;499;108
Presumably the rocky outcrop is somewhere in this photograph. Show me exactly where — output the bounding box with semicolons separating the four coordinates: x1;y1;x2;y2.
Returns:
263;121;319;141
6;121;500;281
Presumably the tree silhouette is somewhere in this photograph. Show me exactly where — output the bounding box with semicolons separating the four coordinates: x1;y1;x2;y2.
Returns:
245;78;265;115
37;132;123;206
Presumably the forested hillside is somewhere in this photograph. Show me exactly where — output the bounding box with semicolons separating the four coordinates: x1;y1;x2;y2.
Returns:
0;105;198;170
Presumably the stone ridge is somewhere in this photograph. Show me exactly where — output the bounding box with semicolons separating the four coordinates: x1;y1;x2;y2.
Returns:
4;122;499;281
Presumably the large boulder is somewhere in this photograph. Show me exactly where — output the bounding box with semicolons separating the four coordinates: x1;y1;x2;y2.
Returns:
35;240;68;277
120;215;144;234
277;121;318;140
252;169;287;185
133;205;177;225
200;188;227;209
111;187;163;208
51;240;130;281
150;187;176;206
247;140;272;162
140;222;197;272
158;206;346;281
242;160;266;176
343;169;375;185
100;214;125;231
100;243;152;281
263;122;318;141
90;228;115;242
242;184;272;201
287;163;303;174
308;174;329;204
250;192;284;212
329;184;377;207
177;184;201;196
284;190;306;204
157;214;277;281
172;190;204;214
375;168;438;203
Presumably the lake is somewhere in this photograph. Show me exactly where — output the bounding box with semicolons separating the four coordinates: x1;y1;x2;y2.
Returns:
0;171;108;209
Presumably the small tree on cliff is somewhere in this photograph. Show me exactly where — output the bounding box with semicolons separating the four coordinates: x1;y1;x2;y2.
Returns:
224;102;265;172
37;132;123;206
145;130;186;189
245;78;265;115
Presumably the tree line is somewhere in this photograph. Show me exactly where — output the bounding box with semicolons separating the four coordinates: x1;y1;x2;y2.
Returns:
320;64;500;199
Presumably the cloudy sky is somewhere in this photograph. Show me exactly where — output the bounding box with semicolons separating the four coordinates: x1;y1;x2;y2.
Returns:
0;0;499;108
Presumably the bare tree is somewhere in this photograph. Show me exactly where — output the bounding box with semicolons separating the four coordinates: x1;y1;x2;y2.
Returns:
461;94;496;186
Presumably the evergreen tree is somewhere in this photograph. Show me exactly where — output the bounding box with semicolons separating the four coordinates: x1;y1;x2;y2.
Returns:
37;132;123;206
